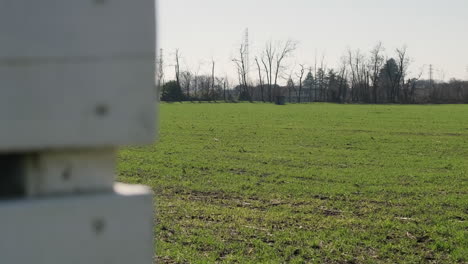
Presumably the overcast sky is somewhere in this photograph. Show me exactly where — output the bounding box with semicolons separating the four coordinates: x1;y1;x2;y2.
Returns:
159;0;468;83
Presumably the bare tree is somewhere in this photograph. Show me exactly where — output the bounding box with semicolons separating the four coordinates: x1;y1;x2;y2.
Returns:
314;51;318;101
369;42;385;103
255;57;265;102
305;67;314;102
319;54;327;101
211;59;215;100
192;62;202;99
287;76;295;102
223;76;228;101
273;40;297;99
174;49;181;88
259;40;297;102
233;43;250;100
262;42;275;102
296;64;305;103
404;69;423;103
161;40;452;104
395;46;410;102
337;58;348;103
347;49;369;102
180;71;192;99
347;49;356;101
156;48;165;97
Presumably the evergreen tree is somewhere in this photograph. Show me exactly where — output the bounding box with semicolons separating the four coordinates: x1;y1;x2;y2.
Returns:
379;58;400;102
161;81;184;101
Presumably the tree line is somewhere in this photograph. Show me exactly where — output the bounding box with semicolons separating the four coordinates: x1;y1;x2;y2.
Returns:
158;42;468;104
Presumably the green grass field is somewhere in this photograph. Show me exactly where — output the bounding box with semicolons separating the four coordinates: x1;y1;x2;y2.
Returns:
118;103;467;263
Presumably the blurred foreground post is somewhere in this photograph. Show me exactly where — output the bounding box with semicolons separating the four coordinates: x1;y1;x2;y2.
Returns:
0;1;156;263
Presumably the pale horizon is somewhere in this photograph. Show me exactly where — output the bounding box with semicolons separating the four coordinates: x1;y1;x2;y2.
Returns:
159;0;468;84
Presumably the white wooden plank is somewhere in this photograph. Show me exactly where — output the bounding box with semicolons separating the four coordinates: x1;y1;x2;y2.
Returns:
0;0;155;58
0;184;154;264
0;60;157;151
0;0;157;151
23;149;116;197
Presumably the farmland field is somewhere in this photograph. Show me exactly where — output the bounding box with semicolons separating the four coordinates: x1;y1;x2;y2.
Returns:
118;103;468;263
